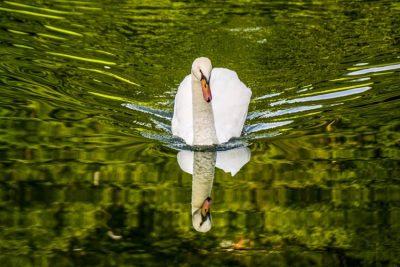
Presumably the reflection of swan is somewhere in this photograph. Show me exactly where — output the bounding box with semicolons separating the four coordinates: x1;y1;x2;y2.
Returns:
172;57;252;145
191;151;216;232
177;147;251;232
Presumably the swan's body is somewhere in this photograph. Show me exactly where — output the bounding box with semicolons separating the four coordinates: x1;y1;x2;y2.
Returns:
172;57;251;145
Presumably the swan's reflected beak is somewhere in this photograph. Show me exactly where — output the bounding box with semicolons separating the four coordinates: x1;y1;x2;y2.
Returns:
201;78;212;103
200;197;211;225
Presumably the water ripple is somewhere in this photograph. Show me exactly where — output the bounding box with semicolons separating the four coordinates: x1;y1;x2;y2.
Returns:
244;121;294;134
0;6;65;19
122;103;172;121
270;86;371;106
253;92;282;101
347;63;400;76
44;25;83;37
46;52;116;65
248;105;322;120
4;1;83;15
80;67;140;87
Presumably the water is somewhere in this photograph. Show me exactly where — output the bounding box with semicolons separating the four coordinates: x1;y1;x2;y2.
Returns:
0;0;399;266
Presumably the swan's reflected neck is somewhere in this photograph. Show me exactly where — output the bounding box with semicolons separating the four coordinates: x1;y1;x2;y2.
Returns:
192;75;218;146
191;151;216;214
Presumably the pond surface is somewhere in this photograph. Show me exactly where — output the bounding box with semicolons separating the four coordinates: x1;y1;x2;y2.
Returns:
0;0;400;266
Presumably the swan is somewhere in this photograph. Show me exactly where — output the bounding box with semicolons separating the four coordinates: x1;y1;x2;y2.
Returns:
191;151;216;232
172;57;252;146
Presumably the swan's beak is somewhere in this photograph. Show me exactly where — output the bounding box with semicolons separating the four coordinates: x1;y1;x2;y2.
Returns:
201;78;212;103
200;197;211;225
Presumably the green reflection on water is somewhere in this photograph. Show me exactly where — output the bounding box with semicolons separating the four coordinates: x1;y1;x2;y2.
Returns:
0;0;399;266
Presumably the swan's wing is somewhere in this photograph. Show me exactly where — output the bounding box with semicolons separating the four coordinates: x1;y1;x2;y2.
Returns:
172;74;193;145
210;68;252;143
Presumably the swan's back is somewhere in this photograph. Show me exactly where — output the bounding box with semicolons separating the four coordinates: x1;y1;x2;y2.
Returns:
171;68;251;145
210;68;251;143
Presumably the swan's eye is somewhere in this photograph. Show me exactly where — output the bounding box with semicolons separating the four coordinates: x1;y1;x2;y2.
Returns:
199;69;204;79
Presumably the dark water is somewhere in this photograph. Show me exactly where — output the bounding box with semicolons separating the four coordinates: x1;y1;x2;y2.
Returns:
0;0;399;266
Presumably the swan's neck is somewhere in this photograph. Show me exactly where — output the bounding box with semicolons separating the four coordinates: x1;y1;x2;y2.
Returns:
192;75;218;146
191;151;216;214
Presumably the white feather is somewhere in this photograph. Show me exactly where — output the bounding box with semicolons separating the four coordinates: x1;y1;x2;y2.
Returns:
171;75;193;144
210;68;252;143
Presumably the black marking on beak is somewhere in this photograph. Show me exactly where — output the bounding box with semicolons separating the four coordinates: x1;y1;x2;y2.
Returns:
200;70;209;84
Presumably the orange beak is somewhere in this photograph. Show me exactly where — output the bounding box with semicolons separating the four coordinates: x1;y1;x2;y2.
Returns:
201;197;211;217
201;78;212;102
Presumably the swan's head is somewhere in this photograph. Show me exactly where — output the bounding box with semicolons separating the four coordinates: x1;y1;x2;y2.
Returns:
192;197;212;232
191;57;213;102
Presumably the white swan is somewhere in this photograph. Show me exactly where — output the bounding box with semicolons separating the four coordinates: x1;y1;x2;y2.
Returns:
172;57;252;145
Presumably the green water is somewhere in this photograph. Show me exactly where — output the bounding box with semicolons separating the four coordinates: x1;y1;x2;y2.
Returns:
0;0;400;266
